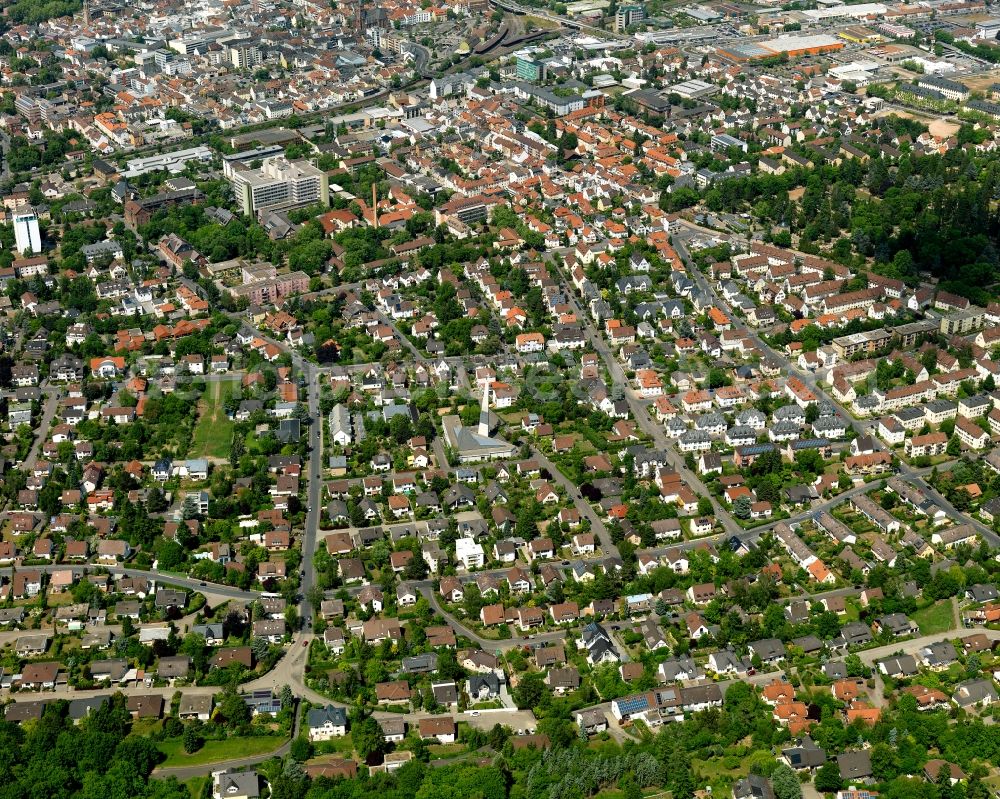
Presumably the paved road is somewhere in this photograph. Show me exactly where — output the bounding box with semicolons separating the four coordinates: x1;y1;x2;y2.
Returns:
301;362;322;628
0;130;10;181
375;309;425;363
152;738;291;780
0;564;260;603
657;477;876;555
531;447;621;560
153;695;302;780
5;623;537;732
22;387;60;471
419;585;568;652
856;625;997;666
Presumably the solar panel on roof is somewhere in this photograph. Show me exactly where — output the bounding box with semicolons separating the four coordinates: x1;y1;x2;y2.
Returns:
617;696;650;713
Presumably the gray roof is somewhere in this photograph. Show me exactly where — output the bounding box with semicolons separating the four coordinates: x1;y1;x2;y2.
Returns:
954;678;998;707
734;775;775;799
783;737;826;769
838;750;872;780
748;638;786;661
402;653;438;673
215;770;260;799
877;654;918;677
307;705;347;728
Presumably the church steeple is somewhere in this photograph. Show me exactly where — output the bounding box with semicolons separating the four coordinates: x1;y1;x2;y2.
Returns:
478;381;490;438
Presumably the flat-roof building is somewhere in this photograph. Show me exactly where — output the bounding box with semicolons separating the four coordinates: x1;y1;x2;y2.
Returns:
230;156;329;216
123;146;213;178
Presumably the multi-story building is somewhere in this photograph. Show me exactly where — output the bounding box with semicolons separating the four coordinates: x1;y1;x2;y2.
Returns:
227;270;310;305
904;431;948;458
230;157;329;216
228;39;262;68
831;328;892;359
615;4;646;31
12;209;41;255
917;75;970;101
515;55;546;82
939;309;984;335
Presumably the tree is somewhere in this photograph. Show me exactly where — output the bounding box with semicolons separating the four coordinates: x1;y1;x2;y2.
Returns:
733;495;752;519
487;723;509;751
845;653;868;678
512;672;545;709
772;764;802;799
707;367;731;389
352;715;385;759
794;449;825;476
669;751;696;799
620;774;643;799
216;688;252;727
182;724;203;753
289;736;313;762
815;761;843;793
870;743;899;782
146;487;168;513
306;585;325;615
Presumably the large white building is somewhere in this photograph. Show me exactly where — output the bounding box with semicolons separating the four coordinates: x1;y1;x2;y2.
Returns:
12;210;41;255
123;145;213;178
455;537;485;570
230;156;329;216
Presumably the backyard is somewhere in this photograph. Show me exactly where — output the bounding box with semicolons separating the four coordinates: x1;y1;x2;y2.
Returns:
156;734;286;767
912;600;957;635
190;379;236;460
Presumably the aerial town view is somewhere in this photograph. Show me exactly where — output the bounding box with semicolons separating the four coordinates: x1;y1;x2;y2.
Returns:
10;0;1000;796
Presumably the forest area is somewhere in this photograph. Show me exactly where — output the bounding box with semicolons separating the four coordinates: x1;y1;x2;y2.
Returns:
662;123;1000;306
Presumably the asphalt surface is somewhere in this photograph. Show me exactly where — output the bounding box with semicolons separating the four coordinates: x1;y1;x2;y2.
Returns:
301;361;322;628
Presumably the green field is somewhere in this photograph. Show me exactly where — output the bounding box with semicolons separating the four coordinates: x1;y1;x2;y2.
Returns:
190;380;235;460
912;601;956;635
182;775;208;798
157;735;285;767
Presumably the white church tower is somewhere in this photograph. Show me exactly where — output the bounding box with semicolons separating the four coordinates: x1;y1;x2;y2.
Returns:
478;381;491;438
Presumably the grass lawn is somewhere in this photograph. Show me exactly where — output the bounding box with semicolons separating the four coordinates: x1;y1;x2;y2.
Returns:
131;718;163;737
157;735;285;767
913;601;956;635
182;775;208;799
190;380;235;459
428;742;466;759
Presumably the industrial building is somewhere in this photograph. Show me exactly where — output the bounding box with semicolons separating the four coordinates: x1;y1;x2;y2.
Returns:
669;78;717;98
719;34;844;60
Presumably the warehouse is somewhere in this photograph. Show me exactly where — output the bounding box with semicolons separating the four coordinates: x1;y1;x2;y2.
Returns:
759;34;845;57
719;34;844;60
801;2;886;20
669;78;718;98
